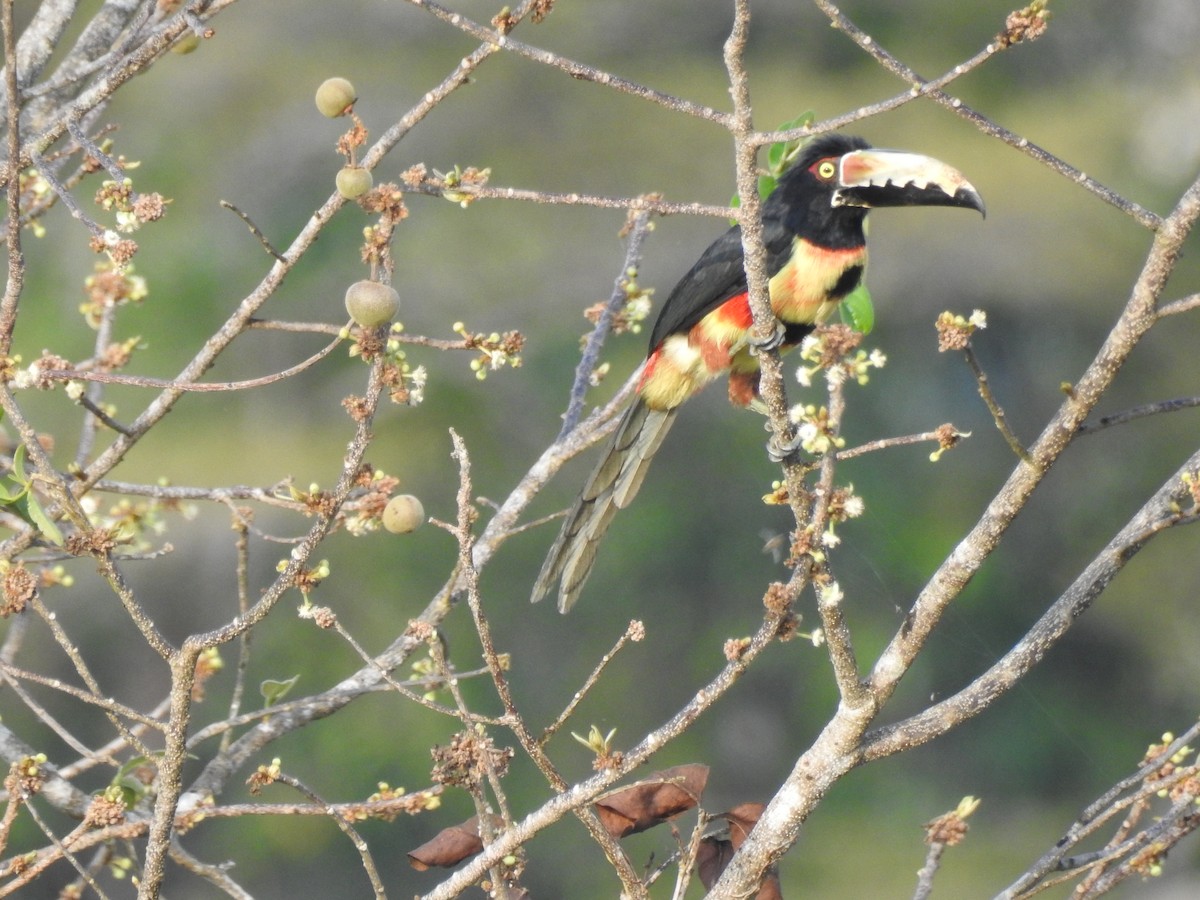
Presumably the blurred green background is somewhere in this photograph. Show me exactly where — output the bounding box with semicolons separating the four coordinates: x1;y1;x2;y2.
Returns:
6;0;1200;896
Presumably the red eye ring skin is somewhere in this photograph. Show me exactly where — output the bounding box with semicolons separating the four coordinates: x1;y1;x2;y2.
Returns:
810;157;839;181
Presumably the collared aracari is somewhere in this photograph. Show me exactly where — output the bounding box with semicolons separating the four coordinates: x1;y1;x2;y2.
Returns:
532;133;984;612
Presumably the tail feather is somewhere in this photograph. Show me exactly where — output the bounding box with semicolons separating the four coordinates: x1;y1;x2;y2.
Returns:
531;400;677;612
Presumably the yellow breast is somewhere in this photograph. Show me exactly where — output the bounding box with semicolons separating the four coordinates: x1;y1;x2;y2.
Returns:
768;238;867;325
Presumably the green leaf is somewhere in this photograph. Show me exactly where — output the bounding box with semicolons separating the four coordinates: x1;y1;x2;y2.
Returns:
10;444;27;485
777;110;816;133
0;444;64;544
23;493;63;546
732;109;816;214
767;140;788;174
840;283;874;334
261;675;300;707
112;755;157;806
769;110;816;175
0;479;25;503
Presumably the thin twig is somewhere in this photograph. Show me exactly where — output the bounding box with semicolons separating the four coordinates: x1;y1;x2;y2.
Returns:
837;427;967;460
0;660;164;731
1157;292;1200;317
0;0;24;357
76;393;132;436
812;0;1162;231
0;669;110;762
912;842;946;900
446;430;646;897
54;697;172;783
962;344;1030;463
45;334;342;392
328;616;505;724
9;807;107;900
540;622;643;745
758;39;1001;147
559;209;654;438
65;117;124;183
810;379;863;704
220;519;252;755
27;147;107;240
1077;396;1200;435
247;318;473;353
220;200;285;262
76;300;122;462
274;773;386;900
422;608;786;899
403;0;731;128
405;179;733;220
168;841;254;900
23;592;155;760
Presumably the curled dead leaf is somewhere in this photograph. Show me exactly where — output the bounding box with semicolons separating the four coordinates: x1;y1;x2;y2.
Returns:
593;763;709;839
698;802;782;898
408;816;483;871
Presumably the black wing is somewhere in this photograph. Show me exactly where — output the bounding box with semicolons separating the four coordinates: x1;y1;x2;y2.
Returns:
647;212;796;351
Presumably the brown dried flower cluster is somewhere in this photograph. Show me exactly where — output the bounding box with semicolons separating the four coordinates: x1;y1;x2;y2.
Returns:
5;755;47;797
935;423;967;455
998;2;1050;48
431;729;513;790
84;792;127;828
347;464;400;522
2;564;37;616
924;796;981;846
723;637;751;662
65;527;118;558
309;606;337;629
810;323;863;367
935;312;973;351
359;182;408;222
924;809;970;846
132;192;167;223
762;581;793;616
341;394;371;422
246;759;281;795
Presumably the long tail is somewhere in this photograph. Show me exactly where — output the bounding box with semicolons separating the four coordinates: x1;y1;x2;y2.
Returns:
531;398;678;612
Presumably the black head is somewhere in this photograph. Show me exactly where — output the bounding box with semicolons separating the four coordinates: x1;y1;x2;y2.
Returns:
767;134;985;248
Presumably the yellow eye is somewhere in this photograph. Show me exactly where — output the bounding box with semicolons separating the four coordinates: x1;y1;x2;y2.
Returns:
816;160;837;180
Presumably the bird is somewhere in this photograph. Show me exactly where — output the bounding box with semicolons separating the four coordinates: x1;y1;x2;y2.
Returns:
531;133;985;612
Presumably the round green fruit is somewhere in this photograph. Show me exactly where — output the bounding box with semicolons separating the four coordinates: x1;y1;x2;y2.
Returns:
315;77;357;118
344;280;399;328
336;166;373;199
383;495;425;534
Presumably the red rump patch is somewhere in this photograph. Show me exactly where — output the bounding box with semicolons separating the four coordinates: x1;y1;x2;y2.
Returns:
712;293;753;330
637;348;661;391
690;292;752;370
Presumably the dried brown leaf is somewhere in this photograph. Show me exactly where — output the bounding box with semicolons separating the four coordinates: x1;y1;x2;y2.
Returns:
723;801;765;849
697;836;735;887
593;763;709;839
408;816;483;871
698;802;782;898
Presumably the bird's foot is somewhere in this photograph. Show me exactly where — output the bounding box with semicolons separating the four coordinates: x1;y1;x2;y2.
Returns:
766;428;803;463
749;319;786;354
